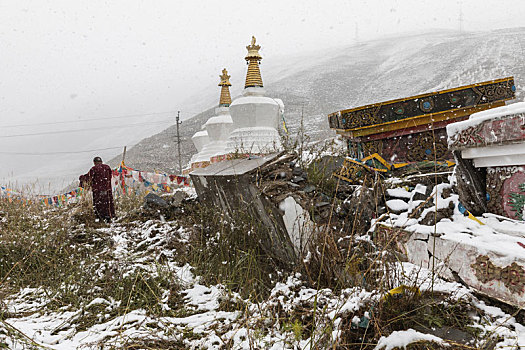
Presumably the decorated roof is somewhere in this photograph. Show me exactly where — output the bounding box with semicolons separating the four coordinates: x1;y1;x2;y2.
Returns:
328;77;516;133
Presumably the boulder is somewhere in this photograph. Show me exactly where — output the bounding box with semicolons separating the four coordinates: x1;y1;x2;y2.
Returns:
144;193;169;209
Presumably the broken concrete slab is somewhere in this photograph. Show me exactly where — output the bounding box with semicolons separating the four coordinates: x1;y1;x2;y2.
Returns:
375;223;525;308
447;102;525;220
190;153;301;267
279;196;314;256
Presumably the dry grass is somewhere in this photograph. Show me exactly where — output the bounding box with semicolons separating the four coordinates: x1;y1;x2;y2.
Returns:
187;203;278;301
0;142;504;349
0;193;182;334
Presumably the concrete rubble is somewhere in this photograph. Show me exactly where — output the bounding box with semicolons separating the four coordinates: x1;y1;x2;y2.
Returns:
374;180;525;308
188;145;524;308
190;153;325;268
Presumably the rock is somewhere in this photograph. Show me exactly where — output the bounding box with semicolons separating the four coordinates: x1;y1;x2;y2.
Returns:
422;327;475;346
411;184;428;202
318;193;331;202
386;199;409;214
419;207;454;226
169;191;189;207
442;187;453;199
291;176;305;183
302;185;317;194
142;192;188;220
315;201;331;208
292;167;303;176
385;187;412;200
144;193;169;209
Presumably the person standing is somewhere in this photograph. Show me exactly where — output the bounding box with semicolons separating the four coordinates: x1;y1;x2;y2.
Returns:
79;156;116;222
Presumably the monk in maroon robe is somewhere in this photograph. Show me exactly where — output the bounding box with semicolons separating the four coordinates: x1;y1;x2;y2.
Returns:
80;157;116;222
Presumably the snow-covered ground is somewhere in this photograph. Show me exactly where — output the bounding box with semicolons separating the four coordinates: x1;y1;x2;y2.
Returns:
2;188;525;349
3;260;525;349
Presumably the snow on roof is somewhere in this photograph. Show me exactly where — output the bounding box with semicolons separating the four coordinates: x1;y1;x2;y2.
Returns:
204;114;233;125
447;101;525;140
230;95;279;106
192;130;208;138
190;153;280;176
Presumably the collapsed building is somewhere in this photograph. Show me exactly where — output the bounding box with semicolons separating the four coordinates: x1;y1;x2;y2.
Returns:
324;77;524;307
328;77;515;162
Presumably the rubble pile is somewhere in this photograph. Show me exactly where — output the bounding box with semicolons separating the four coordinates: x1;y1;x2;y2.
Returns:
189;152;389;289
188;149;525;307
373;177;525;308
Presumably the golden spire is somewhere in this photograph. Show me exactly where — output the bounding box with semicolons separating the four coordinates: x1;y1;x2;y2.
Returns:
244;36;263;88
218;68;232;106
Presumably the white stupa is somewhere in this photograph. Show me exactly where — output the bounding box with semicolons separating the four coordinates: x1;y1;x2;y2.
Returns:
189;127;210;167
196;69;235;162
226;36;283;154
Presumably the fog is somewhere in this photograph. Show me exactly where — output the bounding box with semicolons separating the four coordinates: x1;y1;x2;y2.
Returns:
1;0;524;192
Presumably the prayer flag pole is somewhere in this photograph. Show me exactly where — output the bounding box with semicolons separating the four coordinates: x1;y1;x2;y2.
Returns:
121;146;127;166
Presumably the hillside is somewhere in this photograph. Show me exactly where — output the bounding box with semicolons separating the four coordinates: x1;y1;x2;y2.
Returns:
112;28;525;172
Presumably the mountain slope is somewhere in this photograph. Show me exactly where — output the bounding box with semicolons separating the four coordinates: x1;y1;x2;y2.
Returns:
113;28;525;173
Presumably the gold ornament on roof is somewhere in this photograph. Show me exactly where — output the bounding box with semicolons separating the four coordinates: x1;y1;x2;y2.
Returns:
218;68;232;106
219;68;232;87
245;36;262;60
244;36;263;88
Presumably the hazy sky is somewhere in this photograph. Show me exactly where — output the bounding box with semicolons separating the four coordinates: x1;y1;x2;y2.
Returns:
1;0;524;191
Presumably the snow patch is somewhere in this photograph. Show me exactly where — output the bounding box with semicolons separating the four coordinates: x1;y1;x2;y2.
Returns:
374;329;447;350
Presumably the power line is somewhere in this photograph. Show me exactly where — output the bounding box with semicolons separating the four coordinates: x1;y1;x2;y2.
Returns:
0;145;133;156
0;111;172;128
0;109;204;129
0;119;174;138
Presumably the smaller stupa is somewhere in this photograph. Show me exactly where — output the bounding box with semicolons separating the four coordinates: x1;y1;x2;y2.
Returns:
197;68;235;163
226;36;283;154
189;126;210;168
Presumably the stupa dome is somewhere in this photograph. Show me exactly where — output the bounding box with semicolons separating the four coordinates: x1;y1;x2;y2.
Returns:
226;37;283;154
